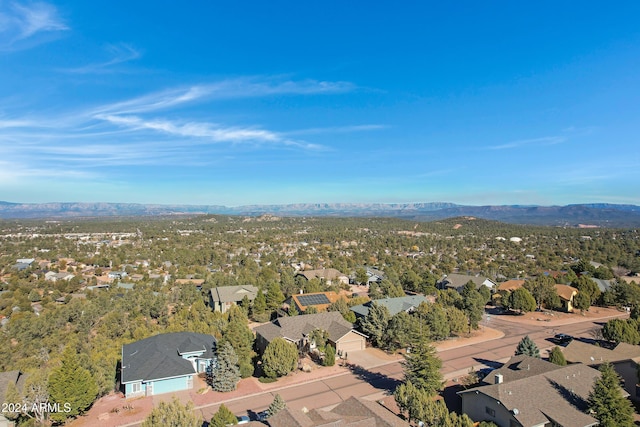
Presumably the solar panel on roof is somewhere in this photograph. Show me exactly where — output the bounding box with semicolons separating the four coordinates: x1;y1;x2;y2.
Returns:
297;294;330;307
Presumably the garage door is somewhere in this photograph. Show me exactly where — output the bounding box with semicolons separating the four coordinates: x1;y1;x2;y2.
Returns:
338;338;365;353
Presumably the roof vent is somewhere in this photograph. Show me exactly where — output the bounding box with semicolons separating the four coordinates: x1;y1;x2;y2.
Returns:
512;408;519;415
495;373;503;384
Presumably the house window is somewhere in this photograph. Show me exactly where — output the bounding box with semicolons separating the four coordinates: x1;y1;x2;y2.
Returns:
485;407;495;417
131;382;141;393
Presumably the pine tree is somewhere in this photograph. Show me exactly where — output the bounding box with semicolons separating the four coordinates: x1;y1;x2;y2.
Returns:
48;345;98;423
253;287;267;314
358;302;390;347
209;342;241;392
588;362;634;427
402;335;443;396
266;282;285;310
142;398;201;427
262;337;298;378
210;404;238;427
324;344;336;366
267;393;286;417
514;335;540;358
507;288;537;314
220;306;255;378
548;346;567;366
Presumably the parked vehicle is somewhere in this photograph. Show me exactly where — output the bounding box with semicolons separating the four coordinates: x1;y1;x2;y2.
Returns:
553;333;573;345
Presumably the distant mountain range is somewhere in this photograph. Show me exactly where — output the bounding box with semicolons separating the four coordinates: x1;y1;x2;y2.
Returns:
1;201;640;227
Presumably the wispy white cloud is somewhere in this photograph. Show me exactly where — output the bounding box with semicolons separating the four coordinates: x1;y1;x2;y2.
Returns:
91;77;355;115
61;43;141;74
284;124;387;136
0;1;68;50
0;76;359;176
486;136;566;150
95;114;323;150
0;160;94;182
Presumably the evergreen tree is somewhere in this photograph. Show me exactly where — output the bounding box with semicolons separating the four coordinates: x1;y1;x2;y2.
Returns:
524;276;560;310
573;291;591;312
402;336;443;396
309;328;330;350
548;346;567;366
602;318;640;345
220;306;256;378
418;302;450;341
572;276;601;304
446;306;469;336
266;282;285;311
289;303;299;316
459;282;485;330
514;335;540;358
385;311;420;351
142;398;201;427
209;342;241;392
262;337;298;378
358;302;390;347
253;287;267;315
395;382;473;427
324;344;336;366
267;393;286;417
210;404;238;427
588;362;634;427
507;287;537;314
48;345;98;423
238;294;250;315
394;380;429;423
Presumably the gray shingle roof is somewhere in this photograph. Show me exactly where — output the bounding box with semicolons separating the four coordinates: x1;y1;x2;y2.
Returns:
350;295;429;318
460;357;600;427
266;396;408;427
296;268;347;281
563;340;640;365
210;285;259;303
589;278;615;293
121;332;216;384
255;312;354;345
0;370;24;404
439;273;495;290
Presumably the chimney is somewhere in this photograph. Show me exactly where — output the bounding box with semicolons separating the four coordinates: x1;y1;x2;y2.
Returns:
495;373;504;384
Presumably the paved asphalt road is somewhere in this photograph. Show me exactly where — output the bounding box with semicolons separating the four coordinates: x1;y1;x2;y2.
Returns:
193;313;621;422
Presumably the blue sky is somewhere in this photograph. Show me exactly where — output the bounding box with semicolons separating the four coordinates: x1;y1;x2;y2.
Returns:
1;1;639;206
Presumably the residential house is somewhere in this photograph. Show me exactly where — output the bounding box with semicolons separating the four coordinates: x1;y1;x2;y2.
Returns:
296;268;349;286
350;294;431;319
108;271;128;280
209;285;259;313
620;275;640;286
266;395;408;427
175;278;205;291
562;340;640;402
254;311;366;355
555;284;578;312
0;370;26;427
286;291;343;313
121;332;216;398
438;273;497;292
496;280;525;293
459;355;603;427
590;277;615;293
44;271;75;282
494;280;526;306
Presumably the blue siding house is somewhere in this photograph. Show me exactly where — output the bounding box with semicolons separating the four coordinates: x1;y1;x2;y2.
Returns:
121;332;216;398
